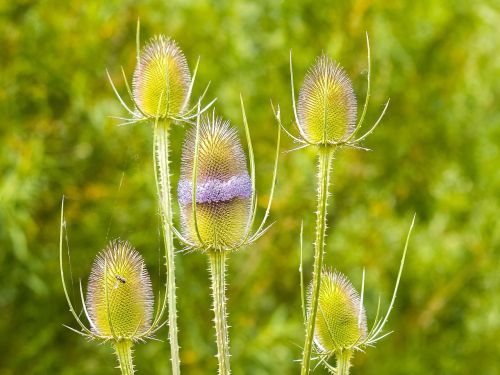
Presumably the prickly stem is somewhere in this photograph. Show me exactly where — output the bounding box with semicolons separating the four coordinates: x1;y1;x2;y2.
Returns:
336;350;353;375
154;120;181;374
114;340;135;375
301;147;335;375
209;250;231;375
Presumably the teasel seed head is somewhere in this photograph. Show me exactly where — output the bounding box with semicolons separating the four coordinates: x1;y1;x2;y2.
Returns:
86;239;154;340
132;35;191;118
309;269;367;354
297;54;357;144
178;113;252;250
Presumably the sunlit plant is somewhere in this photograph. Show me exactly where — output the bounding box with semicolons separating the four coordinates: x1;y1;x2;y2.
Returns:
286;33;391;374
172;100;280;374
106;21;215;373
58;19;415;375
59;199;167;375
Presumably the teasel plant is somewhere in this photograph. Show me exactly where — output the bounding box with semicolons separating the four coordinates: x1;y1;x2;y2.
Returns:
59;198;168;375
300;215;415;374
106;20;215;373
170;99;281;374
285;33;391;374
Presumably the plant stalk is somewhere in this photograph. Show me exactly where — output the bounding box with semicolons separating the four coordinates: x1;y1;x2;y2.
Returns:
301;147;334;375
114;340;135;375
154;120;181;374
209;250;231;375
336;350;353;375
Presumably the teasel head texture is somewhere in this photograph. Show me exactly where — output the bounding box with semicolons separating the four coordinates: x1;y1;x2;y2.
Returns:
310;270;367;355
174;99;281;252
304;216;416;373
298;55;357;144
59;200;169;344
132;35;191;119
107;20;216;126
287;33;390;151
85;239;154;340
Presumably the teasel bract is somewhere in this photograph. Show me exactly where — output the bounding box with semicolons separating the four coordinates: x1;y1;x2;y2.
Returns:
173;100;281;374
304;216;415;375
106;21;215;373
286;33;391;375
59;200;168;375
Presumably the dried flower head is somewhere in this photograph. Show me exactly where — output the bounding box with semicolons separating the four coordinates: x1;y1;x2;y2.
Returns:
178;113;253;250
298;55;357;144
310;270;367;354
132;35;191;118
86;239;154;340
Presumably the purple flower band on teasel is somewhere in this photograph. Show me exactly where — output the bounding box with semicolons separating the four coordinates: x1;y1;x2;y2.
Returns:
178;174;252;205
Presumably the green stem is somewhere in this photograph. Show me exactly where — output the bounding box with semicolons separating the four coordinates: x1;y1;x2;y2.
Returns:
301;147;334;375
336;350;353;375
114;340;135;375
208;250;231;375
154;120;181;374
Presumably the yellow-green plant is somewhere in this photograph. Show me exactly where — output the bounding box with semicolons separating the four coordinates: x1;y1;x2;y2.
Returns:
306;216;415;374
287;33;390;374
59;199;165;375
106;21;214;373
172;100;280;374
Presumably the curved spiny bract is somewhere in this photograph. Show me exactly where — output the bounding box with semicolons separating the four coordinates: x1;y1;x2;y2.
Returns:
132;35;191;119
310;270;367;354
86;239;154;340
178;114;252;250
298;55;357;145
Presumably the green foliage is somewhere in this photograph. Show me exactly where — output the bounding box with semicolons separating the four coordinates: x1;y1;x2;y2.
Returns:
0;0;499;374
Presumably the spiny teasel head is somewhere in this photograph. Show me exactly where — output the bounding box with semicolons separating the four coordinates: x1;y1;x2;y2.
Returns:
309;269;367;354
177;113;253;250
86;239;154;340
297;54;357;145
288;35;391;151
132;35;191;118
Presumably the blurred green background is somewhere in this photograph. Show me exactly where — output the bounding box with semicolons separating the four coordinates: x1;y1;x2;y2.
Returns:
1;0;499;374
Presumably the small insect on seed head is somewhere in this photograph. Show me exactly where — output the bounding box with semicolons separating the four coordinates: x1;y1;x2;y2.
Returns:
86;239;154;340
309;269;367;354
132;35;191;119
297;54;357;145
115;274;126;283
178;114;253;251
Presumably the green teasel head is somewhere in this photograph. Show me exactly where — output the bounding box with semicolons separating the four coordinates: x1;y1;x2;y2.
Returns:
309;270;367;354
298;55;357;144
178;113;253;250
132;35;191;119
288;33;390;150
86;239;154;340
302;216;415;373
60;206;168;343
107;21;216;126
